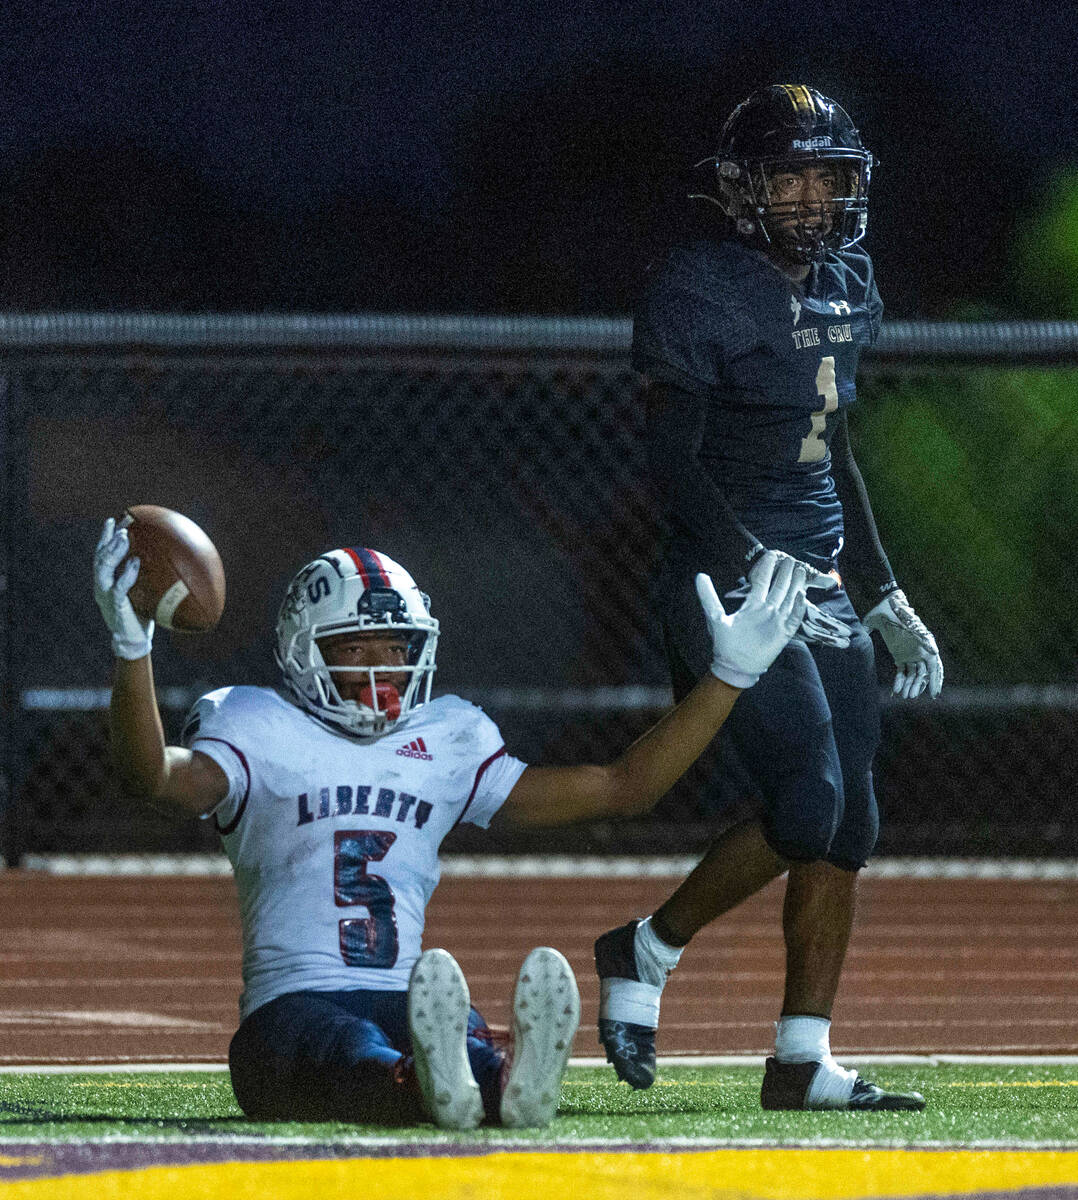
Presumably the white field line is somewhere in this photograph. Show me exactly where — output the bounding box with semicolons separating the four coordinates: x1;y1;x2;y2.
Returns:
5;1054;1078;1075
12;855;1078;880
0;1133;1076;1150
0;1011;224;1030
3;971;1075;988
0;1134;1076;1150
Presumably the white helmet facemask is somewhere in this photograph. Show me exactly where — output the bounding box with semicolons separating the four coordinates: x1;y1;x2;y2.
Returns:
274;548;439;738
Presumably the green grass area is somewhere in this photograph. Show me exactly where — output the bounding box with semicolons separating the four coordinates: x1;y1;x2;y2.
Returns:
2;1064;1077;1147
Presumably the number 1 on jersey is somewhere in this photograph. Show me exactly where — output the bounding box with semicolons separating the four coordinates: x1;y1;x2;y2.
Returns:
799;355;838;463
334;830;399;968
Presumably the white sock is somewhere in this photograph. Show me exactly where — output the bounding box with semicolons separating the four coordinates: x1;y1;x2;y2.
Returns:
634;916;684;988
599;916;683;1030
775;1016;856;1108
804;1058;857;1108
774;1015;831;1064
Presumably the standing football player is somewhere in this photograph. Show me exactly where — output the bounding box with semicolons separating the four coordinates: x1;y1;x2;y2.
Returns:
594;84;941;1111
94;520;810;1129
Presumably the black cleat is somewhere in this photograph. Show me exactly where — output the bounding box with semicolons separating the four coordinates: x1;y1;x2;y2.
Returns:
595;920;644;980
761;1057;926;1112
847;1074;927;1111
596;1018;657;1090
594;921;658;1090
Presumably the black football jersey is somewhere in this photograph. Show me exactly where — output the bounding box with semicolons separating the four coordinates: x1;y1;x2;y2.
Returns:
633;237;882;570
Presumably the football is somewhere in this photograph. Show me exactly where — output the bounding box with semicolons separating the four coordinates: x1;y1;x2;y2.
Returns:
121;505;226;632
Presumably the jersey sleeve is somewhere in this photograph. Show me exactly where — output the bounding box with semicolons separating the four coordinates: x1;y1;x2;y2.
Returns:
632;246;749;393
453;706;527;830
838;248;883;345
863;258;883;345
180;688;252;828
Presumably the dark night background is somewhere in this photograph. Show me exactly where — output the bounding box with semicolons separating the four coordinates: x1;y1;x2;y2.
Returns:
3;2;1077;861
0;0;1074;318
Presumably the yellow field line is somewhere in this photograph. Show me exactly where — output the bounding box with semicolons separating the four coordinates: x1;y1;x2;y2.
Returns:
3;1148;1077;1199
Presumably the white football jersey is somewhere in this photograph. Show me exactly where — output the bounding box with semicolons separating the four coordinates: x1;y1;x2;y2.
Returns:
182;686;527;1019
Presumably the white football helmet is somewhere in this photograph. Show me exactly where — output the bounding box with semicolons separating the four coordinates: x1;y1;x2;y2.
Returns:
274;548;439;738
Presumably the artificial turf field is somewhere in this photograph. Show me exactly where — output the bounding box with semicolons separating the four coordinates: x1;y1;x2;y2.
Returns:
2;1062;1078;1198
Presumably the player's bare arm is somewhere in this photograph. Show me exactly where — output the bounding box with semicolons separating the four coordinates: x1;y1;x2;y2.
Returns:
496;672;737;827
499;554;808;827
109;656;228;812
94;517;228;814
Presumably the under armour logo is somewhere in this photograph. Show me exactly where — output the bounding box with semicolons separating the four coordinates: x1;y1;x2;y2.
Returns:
790;294;802;325
828;300;852;316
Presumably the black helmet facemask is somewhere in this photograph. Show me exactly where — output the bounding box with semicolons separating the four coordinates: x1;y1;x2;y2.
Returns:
692;84;874;264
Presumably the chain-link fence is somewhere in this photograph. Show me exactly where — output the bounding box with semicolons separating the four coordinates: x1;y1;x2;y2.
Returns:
3;313;1077;860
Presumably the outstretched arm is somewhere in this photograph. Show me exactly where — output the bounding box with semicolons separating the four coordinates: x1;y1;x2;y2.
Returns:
94;518;228;814
499;553;808;827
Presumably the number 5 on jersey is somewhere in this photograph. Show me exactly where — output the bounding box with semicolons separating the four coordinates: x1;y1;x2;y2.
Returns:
335;830;399;968
799;355;838;463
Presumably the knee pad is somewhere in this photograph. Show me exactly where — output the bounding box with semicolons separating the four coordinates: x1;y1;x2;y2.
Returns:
761;774;844;864
825;772;879;870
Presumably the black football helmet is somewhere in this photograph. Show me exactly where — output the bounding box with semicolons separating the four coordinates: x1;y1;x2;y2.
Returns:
693;84;874;264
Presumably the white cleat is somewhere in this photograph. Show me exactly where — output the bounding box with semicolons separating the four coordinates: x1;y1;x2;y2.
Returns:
407;948;483;1130
500;946;581;1129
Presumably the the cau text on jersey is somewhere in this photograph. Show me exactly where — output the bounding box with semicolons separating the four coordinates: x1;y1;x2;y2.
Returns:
297;784;433;829
792;323;853;350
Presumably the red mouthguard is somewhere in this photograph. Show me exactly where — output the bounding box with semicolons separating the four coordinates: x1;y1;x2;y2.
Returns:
360;683;401;720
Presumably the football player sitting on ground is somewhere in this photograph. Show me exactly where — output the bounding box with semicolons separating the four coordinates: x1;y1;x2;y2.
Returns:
94;518;810;1129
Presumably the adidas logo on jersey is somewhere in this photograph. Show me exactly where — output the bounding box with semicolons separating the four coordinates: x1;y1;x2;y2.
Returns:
396;737;433;761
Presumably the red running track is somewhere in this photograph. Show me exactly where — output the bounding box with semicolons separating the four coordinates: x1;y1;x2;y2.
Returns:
1;869;1076;1065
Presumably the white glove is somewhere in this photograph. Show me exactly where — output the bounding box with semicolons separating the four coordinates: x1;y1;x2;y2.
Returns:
93;517;154;660
799;601;853;649
742;547;852;650
863;588;943;699
697;550;808;688
746;544;837;592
